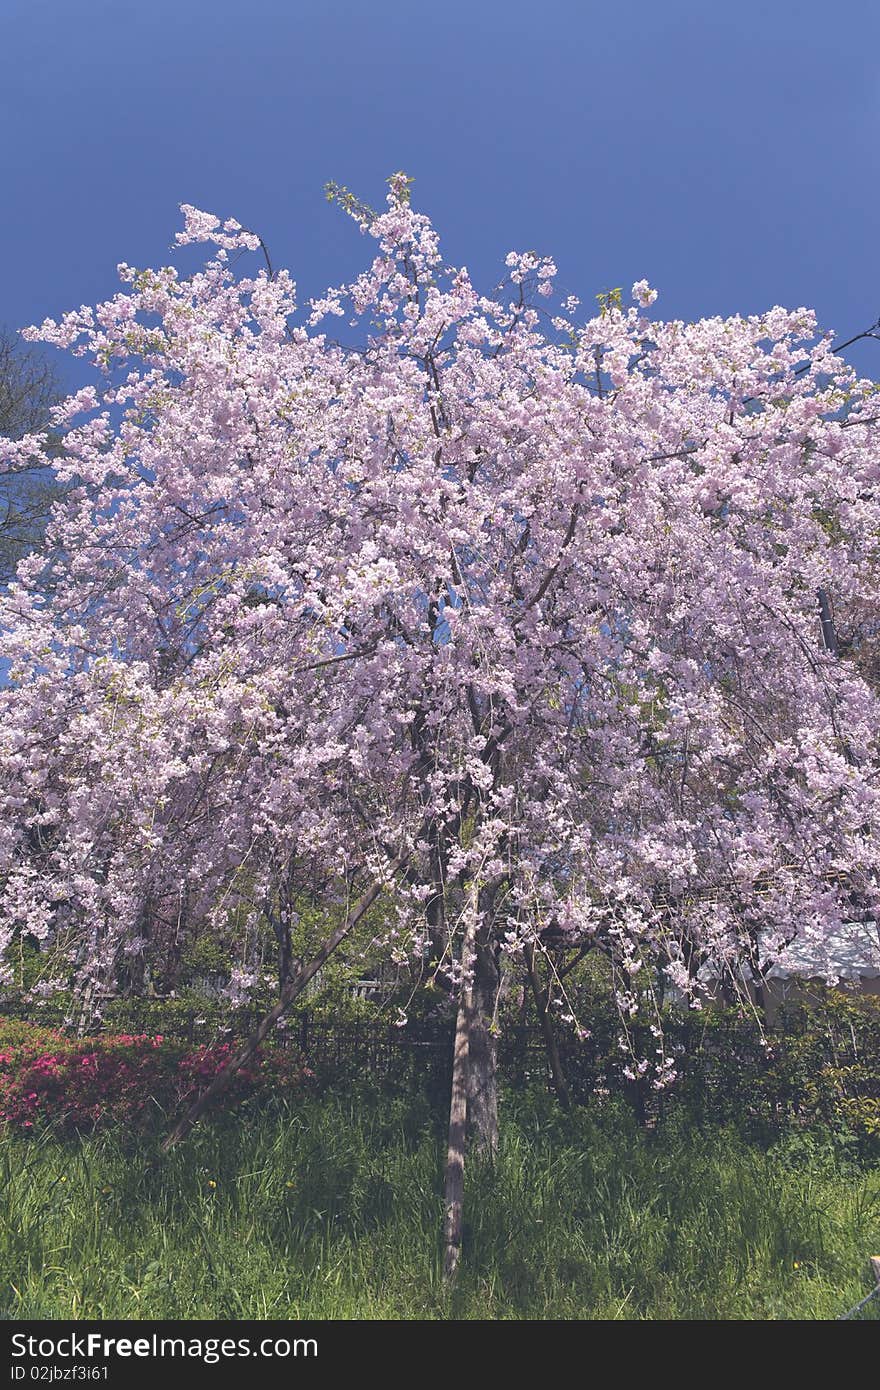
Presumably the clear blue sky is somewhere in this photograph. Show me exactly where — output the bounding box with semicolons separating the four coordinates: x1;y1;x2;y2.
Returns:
2;0;879;384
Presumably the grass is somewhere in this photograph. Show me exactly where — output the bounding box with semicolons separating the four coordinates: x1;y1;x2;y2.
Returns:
1;1085;878;1320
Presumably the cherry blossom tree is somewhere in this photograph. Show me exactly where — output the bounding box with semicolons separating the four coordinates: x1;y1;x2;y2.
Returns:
2;175;879;1276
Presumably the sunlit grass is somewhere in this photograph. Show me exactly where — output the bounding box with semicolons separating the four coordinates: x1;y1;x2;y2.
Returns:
1;1086;877;1320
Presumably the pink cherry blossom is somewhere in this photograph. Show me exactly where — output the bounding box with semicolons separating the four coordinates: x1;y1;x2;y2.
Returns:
0;177;877;1096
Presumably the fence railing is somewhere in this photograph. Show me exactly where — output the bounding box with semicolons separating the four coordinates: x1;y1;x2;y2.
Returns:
3;992;878;1135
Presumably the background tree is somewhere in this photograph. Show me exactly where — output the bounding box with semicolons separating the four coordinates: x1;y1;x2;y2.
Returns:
0;326;65;585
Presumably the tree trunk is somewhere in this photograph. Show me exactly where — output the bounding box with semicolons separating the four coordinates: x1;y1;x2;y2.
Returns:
467;933;500;1155
442;887;479;1281
525;942;571;1112
817;586;838;655
277;920;293;992
162;865;402;1151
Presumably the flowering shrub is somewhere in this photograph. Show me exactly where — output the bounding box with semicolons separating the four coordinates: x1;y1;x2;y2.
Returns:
0;1019;312;1134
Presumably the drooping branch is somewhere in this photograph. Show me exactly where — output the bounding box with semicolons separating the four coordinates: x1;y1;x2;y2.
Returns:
524;942;571;1112
162;861;403;1150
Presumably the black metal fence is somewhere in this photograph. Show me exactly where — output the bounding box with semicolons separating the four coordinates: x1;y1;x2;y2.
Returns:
3;991;878;1139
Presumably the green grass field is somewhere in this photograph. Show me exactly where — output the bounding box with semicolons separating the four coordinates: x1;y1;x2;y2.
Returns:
2;1087;878;1320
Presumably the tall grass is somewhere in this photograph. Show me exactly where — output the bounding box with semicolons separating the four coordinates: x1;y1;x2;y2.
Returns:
1;1086;877;1320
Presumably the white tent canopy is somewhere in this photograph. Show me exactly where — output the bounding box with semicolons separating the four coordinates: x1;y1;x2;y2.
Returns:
764;920;880;983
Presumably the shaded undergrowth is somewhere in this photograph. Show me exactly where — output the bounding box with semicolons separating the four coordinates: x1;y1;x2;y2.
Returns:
1;1086;878;1320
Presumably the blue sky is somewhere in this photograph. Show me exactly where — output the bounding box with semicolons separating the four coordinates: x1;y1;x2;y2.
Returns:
2;0;879;384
